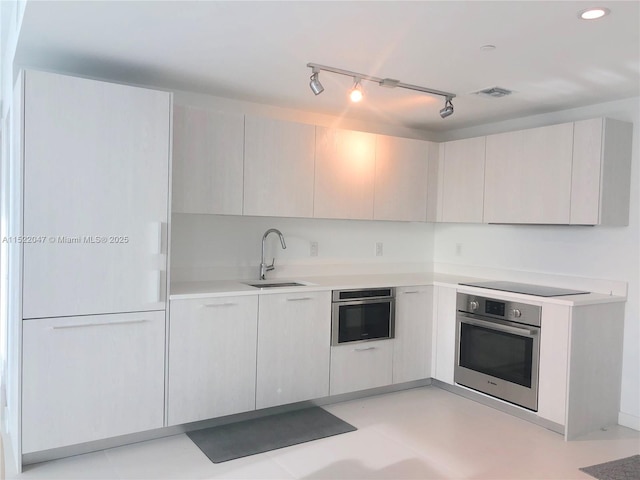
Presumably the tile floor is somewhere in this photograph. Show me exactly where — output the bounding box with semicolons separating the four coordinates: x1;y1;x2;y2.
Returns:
4;386;640;479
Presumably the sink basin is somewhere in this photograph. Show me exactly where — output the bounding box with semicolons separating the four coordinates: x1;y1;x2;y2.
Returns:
244;281;308;289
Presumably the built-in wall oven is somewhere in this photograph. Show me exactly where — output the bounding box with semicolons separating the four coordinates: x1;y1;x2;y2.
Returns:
455;292;541;411
331;288;395;346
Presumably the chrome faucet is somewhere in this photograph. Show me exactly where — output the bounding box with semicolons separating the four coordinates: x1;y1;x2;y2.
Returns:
260;228;287;280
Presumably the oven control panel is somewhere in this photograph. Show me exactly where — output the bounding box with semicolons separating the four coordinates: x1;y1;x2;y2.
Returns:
457;293;541;327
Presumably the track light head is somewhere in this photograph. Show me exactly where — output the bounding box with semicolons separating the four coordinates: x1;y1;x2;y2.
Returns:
439;97;454;119
309;71;324;95
349;78;363;103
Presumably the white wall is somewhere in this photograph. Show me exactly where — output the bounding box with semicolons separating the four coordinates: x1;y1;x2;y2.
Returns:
170;214;434;282
434;97;640;428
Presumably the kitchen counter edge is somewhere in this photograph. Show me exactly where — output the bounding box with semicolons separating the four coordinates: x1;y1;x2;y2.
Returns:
170;273;626;307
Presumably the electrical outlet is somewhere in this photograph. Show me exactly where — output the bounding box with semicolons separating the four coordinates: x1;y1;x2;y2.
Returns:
375;242;383;257
310;241;318;257
456;243;463;256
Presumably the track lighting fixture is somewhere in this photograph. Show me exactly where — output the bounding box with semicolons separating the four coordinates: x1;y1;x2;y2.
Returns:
439;97;454;119
309;68;324;96
307;62;456;118
349;78;363;102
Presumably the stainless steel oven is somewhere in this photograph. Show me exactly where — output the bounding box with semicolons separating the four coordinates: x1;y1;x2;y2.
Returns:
331;288;395;346
455;292;541;411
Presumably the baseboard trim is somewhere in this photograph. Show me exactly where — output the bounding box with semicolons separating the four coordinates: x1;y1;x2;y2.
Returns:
432;379;565;435
22;379;431;466
618;411;640;431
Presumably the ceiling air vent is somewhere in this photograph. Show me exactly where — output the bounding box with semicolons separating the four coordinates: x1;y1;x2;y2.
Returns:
474;87;513;98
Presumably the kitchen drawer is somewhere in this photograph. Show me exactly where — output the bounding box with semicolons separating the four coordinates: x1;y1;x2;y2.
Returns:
329;339;393;395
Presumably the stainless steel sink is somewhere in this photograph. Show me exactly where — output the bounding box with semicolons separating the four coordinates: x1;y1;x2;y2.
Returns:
244;281;308;289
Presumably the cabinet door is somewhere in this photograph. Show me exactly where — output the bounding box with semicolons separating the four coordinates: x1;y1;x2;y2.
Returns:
484;122;574;224
330;340;393;395
393;286;433;383
438;137;486;223
256;291;331;409
314;127;376;220
571;118;633;226
22;70;170;318
172;105;244;215
537;304;570;426
374;136;429;222
433;286;457;384
22;311;165;453
244;116;316;218
168;296;258;425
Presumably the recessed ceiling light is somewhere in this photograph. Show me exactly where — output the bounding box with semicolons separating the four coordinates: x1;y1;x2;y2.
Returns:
578;7;610;20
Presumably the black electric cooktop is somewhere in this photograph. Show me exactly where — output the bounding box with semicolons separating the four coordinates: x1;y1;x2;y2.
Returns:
458;281;590;297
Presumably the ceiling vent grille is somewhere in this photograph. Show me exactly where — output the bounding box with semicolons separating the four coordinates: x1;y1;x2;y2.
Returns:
474;87;513;98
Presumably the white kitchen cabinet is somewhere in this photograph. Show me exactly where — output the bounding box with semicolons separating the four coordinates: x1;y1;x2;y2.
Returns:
432;285;457;384
256;291;331;409
314;127;377;220
438;137;486;223
167;296;258;425
537;301;625;439
570;118;633;225
330;339;394;395
244;116;316;217
21;311;165;454
393;286;433;383
484;122;574;224
537;303;570;427
374;135;430;222
172;105;244;215
21;70;171;319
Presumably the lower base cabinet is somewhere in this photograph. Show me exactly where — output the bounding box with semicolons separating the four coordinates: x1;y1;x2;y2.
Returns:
432;286;457;384
393;286;433;383
537;303;570;426
329;340;394;395
22;311;166;454
256;291;331;409
167;296;258;426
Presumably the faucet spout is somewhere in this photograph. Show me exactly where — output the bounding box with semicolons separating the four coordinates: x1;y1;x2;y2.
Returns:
260;228;287;280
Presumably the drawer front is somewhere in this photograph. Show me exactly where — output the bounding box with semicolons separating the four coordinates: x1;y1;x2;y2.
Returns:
329;339;393;395
22;311;165;453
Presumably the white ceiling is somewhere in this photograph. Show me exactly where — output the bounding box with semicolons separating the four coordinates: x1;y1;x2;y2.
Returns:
14;1;640;132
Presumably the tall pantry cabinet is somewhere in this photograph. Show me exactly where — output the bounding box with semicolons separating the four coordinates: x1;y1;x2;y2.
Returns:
7;70;171;465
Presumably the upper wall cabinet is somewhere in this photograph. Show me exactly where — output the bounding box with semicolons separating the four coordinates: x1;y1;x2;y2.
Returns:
484;123;574;224
571;118;633;226
172;105;244;215
483;118;632;226
244;116;316;218
314;127;377;220
374;135;430;222
437;136;486;223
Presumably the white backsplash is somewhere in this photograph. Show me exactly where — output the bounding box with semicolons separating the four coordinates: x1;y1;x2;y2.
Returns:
169;214;434;282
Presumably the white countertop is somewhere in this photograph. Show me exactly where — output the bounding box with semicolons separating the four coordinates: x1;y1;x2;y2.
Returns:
170;272;626;306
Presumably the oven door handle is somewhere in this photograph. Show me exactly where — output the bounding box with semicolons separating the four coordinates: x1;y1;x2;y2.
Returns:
460;317;538;337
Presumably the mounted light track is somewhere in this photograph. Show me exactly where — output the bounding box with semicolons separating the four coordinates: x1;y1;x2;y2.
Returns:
307;62;456;118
